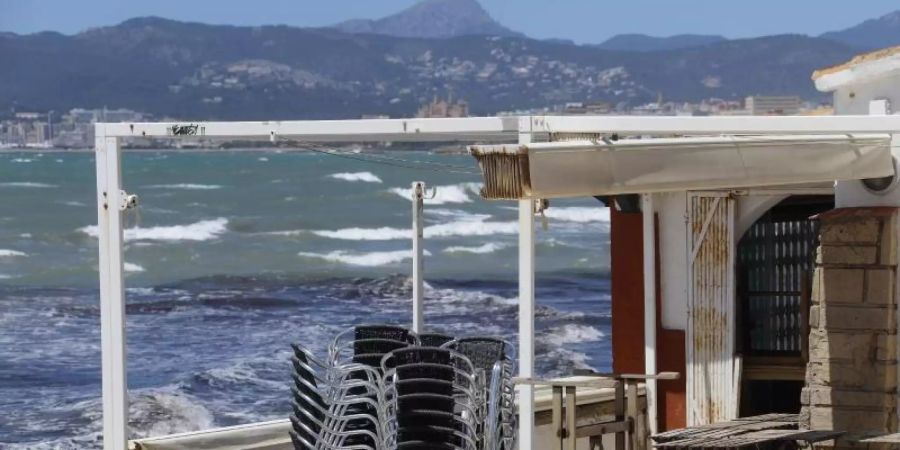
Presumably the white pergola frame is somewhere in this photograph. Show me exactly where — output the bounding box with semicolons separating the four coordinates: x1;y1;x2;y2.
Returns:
94;114;900;450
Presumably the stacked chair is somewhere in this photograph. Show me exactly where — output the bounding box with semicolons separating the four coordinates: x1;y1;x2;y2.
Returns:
442;338;517;450
289;325;517;450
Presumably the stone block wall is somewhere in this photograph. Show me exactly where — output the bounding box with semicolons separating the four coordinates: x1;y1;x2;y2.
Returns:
802;208;900;442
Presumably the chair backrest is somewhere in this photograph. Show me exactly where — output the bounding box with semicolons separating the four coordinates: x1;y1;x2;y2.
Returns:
419;333;454;347
446;337;509;373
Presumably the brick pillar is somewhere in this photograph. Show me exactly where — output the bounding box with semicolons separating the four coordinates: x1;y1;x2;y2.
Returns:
802;208;899;443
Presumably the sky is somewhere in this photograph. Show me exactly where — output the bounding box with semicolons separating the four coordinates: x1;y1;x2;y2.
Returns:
1;0;897;44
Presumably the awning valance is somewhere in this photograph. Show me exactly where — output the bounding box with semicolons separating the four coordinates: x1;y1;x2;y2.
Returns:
470;134;894;199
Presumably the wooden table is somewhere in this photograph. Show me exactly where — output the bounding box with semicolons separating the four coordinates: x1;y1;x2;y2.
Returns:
652;414;844;449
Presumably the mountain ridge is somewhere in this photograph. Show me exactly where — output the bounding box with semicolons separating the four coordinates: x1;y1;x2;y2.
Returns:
332;0;522;39
821;10;900;49
594;34;727;52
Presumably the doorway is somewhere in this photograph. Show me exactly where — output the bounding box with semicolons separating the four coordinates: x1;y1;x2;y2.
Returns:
735;195;833;416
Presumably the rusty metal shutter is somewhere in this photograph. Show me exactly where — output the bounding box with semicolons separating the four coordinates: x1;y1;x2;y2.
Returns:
686;192;738;425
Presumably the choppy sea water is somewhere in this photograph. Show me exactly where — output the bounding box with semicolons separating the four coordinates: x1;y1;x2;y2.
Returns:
0;150;611;448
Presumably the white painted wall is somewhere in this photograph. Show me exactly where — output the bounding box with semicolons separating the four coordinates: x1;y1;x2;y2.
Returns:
656;192;688;331
833;77;900;115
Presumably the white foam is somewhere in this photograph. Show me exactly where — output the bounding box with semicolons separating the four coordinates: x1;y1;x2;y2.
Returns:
541;324;605;346
328;172;382;183
313;227;408;240
0;182;57;188
311;219;516;241
543;207;610;223
80;218;228;242
426;220;517;238
429;209;489;220
258;157;269;162
0;274;11;279
0;249;27;257
299;249;431;267
146;183;223;190
11;158;32;163
125;262;145;273
443;243;507;254
129;389;215;439
388;182;480;205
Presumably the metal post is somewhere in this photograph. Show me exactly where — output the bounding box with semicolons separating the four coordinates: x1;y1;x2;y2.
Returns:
518;116;536;450
641;193;658;436
411;181;425;333
95;125;129;450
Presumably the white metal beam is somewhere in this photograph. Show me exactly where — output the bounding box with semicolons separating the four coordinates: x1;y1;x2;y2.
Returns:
411;181;425;334
97;115;900;142
95;126;129;450
517;117;536;450
102;116;520;141
532;114;900;135
642;194;658;435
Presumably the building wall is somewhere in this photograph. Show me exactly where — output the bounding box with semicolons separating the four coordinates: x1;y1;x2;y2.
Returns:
801;207;900;442
833;76;900;115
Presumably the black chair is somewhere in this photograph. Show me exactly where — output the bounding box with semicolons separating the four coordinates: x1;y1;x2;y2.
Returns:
419;332;455;348
381;347;478;450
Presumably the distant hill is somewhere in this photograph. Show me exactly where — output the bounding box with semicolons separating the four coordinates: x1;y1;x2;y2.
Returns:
595;34;727;52
333;0;521;39
0;16;860;120
821;10;900;49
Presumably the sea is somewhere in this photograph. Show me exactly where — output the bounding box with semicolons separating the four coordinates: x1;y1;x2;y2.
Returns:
0;149;611;448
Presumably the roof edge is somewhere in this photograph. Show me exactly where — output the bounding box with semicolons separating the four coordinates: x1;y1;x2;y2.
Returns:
813;46;900;92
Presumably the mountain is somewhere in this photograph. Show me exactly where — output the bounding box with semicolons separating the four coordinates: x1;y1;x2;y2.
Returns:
333;0;521;39
595;34;727;52
821;10;900;50
0;18;859;120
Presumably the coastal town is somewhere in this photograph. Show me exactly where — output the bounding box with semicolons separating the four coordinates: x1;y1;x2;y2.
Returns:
1;94;821;149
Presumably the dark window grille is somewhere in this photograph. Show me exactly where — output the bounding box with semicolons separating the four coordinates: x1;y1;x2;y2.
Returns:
737;197;829;356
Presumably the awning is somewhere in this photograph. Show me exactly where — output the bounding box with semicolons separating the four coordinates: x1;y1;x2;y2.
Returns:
470;134;894;199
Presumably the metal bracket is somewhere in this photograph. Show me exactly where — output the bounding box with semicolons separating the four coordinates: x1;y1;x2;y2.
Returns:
119;191;139;211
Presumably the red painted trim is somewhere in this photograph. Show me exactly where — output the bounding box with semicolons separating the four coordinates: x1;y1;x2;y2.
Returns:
610;207;686;431
611;207;645;375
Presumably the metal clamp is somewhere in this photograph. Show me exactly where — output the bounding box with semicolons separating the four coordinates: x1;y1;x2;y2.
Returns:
119;191;139;211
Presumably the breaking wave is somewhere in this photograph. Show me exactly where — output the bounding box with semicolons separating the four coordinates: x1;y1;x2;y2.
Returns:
0;249;27;257
311;219;516;241
0;182;57;188
299;249;431;267
145;183;223;190
543;207;610;223
443;243;507;254
388;183;480;205
540;324;605;346
79;218;229;242
328;172;382;183
313;227;408;240
125;262;145;273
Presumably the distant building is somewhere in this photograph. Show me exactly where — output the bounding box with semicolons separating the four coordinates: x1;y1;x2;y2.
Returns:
745;95;802;115
562;101;611;115
416;96;468;118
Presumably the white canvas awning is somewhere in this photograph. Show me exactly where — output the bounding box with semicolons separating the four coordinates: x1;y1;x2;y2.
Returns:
470;134;894;199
